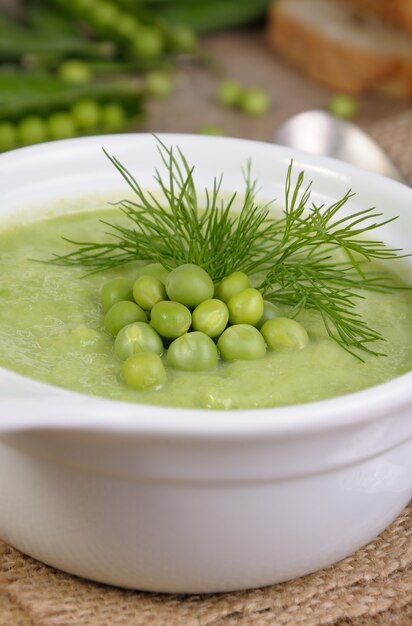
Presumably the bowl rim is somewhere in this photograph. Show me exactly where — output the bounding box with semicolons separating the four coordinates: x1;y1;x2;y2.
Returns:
1;132;412;438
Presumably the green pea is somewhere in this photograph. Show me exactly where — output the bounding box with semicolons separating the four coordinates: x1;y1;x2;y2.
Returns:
215;271;249;303
101;102;126;131
167;331;218;372
58;60;92;85
197;124;224;136
131;26;164;59
329;93;358;120
122;352;166;390
137;262;169;284
239;88;270;115
0;121;17;152
101;277;134;312
166;263;214;308
114;321;163;361
260;317;309;351
144;71;173;98
72;0;94;15
133;275;166;311
104;300;146;336
228;288;264;326
71;99;101;129
257;300;282;329
216;80;243;107
168;25;197;53
17;116;47;146
192;299;229;338
115;13;138;39
150;300;191;339
217;324;267;361
88;2;119;33
47;112;77;140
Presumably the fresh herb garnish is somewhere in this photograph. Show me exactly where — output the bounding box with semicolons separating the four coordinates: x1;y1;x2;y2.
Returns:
50;138;405;358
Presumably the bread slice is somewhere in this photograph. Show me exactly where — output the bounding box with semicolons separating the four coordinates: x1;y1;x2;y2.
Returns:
398;0;412;34
339;0;403;25
267;0;412;97
342;0;412;38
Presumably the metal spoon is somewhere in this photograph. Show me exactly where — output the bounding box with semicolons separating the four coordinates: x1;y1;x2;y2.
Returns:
273;109;408;185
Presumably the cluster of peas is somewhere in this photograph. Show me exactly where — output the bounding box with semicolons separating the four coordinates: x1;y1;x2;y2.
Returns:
0;98;126;152
216;80;271;116
101;262;310;391
58;0;196;59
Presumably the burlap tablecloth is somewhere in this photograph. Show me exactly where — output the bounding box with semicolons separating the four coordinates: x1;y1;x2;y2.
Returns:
0;503;410;626
1;98;412;626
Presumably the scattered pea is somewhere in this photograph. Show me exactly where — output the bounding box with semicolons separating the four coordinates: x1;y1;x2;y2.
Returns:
104;300;146;336
17;116;47;146
115;322;163;361
115;13;138;39
122;352;166;390
197;124;224;136
71;99;101;129
0;121;17;152
217;324;267;361
168;25;197;53
167;331;218;371
88;2;120;33
216;80;243;107
165;263;214;308
101;103;126;131
72;0;94;14
101;277;134;312
215;271;249;303
260;317;309;351
144;71;173;98
47;112;77;140
227;288;264;326
58;60;92;85
133;275;167;311
150;300;191;339
239;88;270;115
192;299;229;337
131;26;164;59
329;93;358;120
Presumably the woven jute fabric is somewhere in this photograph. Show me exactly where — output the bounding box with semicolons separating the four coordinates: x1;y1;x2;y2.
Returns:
0;503;410;626
1;111;412;625
368;109;412;182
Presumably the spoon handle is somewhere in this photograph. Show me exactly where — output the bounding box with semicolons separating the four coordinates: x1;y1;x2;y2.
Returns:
273;110;408;185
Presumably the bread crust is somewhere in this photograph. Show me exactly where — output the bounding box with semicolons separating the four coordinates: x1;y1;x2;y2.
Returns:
339;0;403;25
267;0;412;97
397;0;412;34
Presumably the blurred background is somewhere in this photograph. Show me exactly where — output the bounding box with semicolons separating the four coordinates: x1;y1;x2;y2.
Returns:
0;0;411;153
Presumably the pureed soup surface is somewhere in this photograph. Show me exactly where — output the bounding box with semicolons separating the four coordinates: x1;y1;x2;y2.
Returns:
0;208;412;409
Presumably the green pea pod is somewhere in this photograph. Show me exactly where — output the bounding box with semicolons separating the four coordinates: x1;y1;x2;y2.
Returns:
0;73;143;122
133;0;273;33
0;5;114;61
0;36;114;62
24;3;79;35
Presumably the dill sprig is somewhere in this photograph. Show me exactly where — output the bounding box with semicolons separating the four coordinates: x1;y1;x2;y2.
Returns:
49;138;406;358
55;138;274;280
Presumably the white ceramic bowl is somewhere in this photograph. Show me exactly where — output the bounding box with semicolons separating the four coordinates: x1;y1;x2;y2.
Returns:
0;134;411;594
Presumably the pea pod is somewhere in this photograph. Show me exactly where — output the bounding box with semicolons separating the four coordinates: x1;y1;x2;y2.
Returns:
0;73;143;122
0;8;113;62
133;0;273;34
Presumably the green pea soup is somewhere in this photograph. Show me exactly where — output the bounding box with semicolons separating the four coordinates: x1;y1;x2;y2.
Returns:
0;207;411;410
